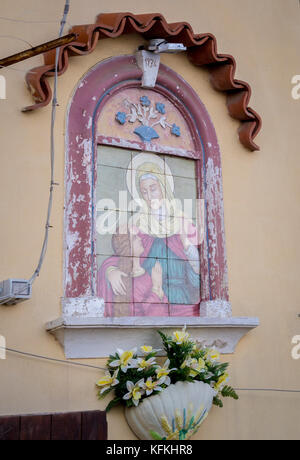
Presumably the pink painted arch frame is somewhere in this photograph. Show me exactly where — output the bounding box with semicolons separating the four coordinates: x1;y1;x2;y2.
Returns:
65;55;230;316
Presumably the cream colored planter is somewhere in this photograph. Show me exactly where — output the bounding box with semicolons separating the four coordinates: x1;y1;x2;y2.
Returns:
125;381;216;440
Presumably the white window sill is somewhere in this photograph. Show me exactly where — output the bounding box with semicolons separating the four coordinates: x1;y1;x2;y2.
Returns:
46;303;259;358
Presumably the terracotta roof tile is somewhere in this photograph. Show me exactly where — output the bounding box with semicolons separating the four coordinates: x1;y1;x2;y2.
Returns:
23;12;261;151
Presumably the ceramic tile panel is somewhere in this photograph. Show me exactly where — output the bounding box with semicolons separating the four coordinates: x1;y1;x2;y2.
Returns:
132;302;169;317
96;146;201;317
166;218;201;261
133;256;169;306
96;215;134;257
97;145;132;169
167;257;201;306
164;155;196;179
96;164;130;211
109;303;133;317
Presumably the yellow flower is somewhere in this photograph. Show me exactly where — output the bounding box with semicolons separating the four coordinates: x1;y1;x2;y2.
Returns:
198;358;206;369
172;325;190;344
136;356;156;371
141;345;153;353
123;379;145;406
132;387;142;402
155;359;176;385
157;368;168;378
96;375;114;387
205;348;220;363
145;378;157;391
110;348;136;372
120;350;134;366
215;373;229;391
189;358;206;377
96;370;119;394
144;377;165;395
139;359;148;368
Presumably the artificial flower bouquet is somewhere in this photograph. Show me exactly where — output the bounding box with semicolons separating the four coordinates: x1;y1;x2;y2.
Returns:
96;327;238;412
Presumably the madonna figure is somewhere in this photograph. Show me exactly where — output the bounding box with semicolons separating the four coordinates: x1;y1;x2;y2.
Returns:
97;152;201;317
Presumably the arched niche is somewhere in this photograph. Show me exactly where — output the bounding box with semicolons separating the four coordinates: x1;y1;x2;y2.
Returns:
46;55;258;358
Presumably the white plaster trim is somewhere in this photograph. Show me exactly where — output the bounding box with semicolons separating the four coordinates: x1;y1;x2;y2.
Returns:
200;300;232;318
135;50;160;88
46;315;259;358
62;296;105;317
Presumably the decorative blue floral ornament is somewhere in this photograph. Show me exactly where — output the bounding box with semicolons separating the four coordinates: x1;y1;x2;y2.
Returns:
114;97;181;142
140;95;151;107
134;126;160;142
171;124;181;137
155;102;166;114
116;111;127;125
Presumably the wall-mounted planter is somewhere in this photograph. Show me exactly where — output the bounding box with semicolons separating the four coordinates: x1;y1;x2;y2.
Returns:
124;380;216;440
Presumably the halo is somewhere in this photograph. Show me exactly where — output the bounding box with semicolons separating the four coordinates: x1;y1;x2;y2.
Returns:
126;152;174;201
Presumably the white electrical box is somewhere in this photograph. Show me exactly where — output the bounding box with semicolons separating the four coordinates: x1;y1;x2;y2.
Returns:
0;279;32;305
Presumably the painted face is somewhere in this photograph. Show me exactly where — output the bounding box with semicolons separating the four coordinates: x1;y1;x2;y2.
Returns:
139;178;163;208
131;233;144;257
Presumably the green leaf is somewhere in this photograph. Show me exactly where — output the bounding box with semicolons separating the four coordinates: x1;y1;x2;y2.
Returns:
145;352;157;360
105;397;122;412
213;396;223;408
150;430;163;440
97;388;112;400
221;385;239;400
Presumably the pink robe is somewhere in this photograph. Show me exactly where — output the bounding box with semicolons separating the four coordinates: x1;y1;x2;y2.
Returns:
97;223;200;317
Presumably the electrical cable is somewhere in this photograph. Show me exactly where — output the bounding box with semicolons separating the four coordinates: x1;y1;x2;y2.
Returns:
0;4;71;299
233;388;300;393
0;35;33;47
1;346;300;394
0;346;106;371
28;0;70;284
0;15;72;27
0;65;35;74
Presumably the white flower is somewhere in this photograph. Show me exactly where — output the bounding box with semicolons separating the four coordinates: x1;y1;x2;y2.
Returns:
123;380;145;406
214;373;229;391
140;345;161;354
204;349;220;363
172;325;190;344
109;348;137;373
136;356;157;371
184;357;206;378
143;377;166;396
155;359;176;385
96;370;119;394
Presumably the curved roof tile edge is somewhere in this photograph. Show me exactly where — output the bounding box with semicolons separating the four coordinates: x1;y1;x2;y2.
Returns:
22;12;262;151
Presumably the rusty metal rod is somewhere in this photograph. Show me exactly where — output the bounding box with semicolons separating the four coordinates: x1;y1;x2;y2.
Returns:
0;33;77;67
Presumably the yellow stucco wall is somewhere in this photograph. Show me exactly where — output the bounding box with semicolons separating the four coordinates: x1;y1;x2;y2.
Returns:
0;0;300;440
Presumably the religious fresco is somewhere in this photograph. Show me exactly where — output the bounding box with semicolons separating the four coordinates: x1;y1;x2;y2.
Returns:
96;146;203;317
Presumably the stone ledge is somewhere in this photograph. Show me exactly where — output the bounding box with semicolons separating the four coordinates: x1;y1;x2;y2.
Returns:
46;316;259;358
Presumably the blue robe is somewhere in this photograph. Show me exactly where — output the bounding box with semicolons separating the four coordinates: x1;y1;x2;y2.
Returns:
142;237;200;305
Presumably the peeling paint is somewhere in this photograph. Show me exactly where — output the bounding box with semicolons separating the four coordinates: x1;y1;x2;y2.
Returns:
86;116;92;130
62;296;105;317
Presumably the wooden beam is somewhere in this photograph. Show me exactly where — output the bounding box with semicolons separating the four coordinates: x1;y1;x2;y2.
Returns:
0;33;78;68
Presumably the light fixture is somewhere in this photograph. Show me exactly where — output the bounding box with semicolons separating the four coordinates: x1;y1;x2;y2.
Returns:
146;39;187;54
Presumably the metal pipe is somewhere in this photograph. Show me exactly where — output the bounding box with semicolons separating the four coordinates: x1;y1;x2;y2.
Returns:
0;33;77;68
